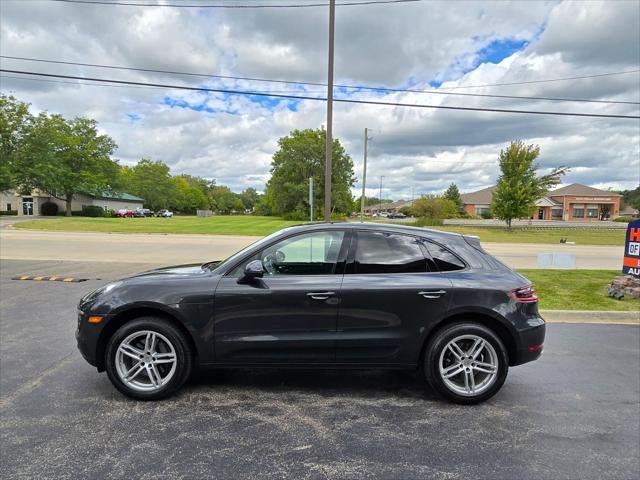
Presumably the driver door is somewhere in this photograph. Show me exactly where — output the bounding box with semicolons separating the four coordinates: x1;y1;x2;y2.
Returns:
213;230;348;363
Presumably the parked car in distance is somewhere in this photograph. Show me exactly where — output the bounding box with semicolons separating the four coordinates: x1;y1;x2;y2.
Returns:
135;208;154;217
115;209;134;218
156;209;174;218
388;212;406;219
76;223;544;404
133;209;146;218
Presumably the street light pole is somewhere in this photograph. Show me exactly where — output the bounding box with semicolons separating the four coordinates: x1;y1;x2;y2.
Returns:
360;127;370;223
324;0;336;223
379;176;384;215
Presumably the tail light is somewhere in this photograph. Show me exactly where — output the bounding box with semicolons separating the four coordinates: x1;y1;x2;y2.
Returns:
508;285;538;303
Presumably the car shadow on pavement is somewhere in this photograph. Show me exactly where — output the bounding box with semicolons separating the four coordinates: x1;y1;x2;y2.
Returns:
186;368;439;401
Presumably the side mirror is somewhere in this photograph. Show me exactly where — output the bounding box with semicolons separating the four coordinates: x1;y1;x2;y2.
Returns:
239;259;264;283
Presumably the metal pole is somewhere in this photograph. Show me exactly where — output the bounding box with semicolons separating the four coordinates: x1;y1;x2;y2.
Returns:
309;177;314;222
360;127;368;222
324;0;336;223
379;176;384;214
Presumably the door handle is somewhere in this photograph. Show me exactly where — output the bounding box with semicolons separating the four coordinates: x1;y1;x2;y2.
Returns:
307;291;335;300
419;290;447;299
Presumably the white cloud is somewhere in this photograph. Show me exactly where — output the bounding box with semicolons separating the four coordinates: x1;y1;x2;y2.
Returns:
0;0;638;198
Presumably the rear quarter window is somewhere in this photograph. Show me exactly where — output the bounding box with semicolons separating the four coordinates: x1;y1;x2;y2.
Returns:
424;242;466;271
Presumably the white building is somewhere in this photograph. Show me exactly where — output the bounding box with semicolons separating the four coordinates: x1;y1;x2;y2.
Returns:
0;189;144;216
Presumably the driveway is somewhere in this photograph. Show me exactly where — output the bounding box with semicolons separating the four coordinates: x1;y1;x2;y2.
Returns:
1;259;638;479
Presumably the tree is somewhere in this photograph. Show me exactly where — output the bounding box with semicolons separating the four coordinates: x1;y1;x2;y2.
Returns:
411;195;459;219
14;114;119;215
208;185;243;214
120;159;177;211
491;140;567;228
620;185;640;211
172;176;209;213
0;95;33;191
240;187;260;212
262;129;355;218
443;182;463;210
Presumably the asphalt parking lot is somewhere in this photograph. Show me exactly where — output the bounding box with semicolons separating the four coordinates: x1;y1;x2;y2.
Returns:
1;259;639;479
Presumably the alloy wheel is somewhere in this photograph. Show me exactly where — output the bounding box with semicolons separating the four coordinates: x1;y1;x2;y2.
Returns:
438;334;499;397
115;330;177;392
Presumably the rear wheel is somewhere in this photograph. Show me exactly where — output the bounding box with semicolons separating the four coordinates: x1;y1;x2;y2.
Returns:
105;317;193;400
424;322;508;404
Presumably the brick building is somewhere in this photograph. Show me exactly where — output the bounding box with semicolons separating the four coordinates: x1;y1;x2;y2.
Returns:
461;183;621;221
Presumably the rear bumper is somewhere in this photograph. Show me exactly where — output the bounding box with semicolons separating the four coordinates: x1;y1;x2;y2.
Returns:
512;316;546;366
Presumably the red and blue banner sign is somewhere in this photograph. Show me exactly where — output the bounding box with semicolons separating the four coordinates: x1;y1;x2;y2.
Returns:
623;220;640;278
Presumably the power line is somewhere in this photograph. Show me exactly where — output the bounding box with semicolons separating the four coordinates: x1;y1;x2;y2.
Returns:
47;0;422;8
2;69;638;119
0;73;324;93
441;69;640;90
2;56;638;105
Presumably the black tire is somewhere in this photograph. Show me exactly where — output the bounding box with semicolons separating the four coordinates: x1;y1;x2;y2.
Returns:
423;322;508;405
105;317;193;400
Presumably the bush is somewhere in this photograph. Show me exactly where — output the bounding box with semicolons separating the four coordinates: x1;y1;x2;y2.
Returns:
103;209;116;218
480;209;493;219
41;202;59;216
0;210;18;216
614;216;636;223
411;195;458;219
81;205;106;217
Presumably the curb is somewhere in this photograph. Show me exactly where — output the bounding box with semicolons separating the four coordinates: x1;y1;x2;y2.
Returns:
541;310;639;325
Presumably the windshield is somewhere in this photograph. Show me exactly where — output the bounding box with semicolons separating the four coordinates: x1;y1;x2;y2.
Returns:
204;228;293;272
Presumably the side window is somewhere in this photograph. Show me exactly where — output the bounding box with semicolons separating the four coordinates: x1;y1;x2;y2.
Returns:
255;231;345;276
424;242;466;271
353;231;427;274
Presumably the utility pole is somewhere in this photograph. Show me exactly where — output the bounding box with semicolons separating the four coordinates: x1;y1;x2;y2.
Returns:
309;177;314;222
324;0;336;223
360;127;371;222
379;176;384;215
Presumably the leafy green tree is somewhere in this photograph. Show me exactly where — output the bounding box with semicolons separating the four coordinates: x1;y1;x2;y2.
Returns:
491;140;567;228
120;159;177;211
240;187;260;212
0;95;33;191
620;185;640;211
411;195;458;219
172;176;209;213
14;114;118;215
262;129;355;218
443;182;463;210
208;185;243;214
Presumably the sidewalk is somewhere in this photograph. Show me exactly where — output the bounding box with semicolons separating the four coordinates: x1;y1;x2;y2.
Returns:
542;310;639;325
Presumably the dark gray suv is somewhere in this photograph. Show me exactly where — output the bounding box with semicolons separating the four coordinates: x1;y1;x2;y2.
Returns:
76;223;545;404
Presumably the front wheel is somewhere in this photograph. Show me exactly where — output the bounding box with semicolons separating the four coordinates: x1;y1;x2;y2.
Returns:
424;322;508;404
105;317;193;400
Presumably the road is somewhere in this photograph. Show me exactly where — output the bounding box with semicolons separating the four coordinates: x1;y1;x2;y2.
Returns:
0;228;624;269
0;258;639;479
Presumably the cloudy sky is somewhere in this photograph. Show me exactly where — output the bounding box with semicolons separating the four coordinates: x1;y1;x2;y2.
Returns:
1;0;639;199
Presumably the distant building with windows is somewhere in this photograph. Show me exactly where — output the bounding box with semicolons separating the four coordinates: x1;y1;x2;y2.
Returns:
461;183;622;221
0;189;144;216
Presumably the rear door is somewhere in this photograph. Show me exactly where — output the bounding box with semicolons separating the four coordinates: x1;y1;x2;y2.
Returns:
336;230;452;365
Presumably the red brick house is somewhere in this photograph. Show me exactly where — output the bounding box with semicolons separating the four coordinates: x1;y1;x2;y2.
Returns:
461;183;621;221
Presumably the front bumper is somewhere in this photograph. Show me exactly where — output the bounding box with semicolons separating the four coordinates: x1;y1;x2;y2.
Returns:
76;309;110;369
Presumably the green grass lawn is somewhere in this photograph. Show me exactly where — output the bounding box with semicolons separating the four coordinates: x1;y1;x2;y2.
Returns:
433;225;625;246
518;269;639;311
13;216;626;245
13;216;300;236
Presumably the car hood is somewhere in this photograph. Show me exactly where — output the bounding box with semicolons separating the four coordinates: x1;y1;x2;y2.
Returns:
127;263;210;279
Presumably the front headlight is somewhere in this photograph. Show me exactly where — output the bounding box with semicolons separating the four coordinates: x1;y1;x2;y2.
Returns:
79;281;122;307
